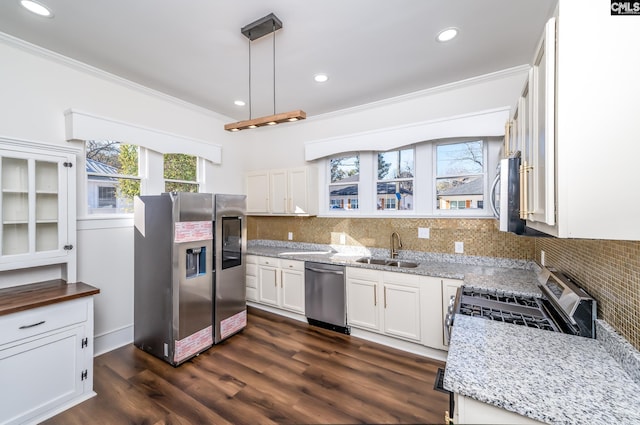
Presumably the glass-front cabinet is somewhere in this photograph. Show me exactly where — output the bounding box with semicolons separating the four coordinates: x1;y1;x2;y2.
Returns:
0;138;78;281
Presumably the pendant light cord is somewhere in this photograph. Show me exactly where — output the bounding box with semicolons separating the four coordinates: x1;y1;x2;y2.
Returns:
273;21;276;115
248;34;252;120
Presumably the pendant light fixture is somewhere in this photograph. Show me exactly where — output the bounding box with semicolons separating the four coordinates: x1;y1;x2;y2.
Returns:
225;13;306;132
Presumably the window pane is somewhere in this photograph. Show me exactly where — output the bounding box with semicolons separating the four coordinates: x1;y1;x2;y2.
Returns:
165;181;199;193
164;153;197;181
330;155;359;183
86;140;140;214
436;141;483;176
378;149;414;180
329;184;359;210
436;177;483;210
377;181;413;210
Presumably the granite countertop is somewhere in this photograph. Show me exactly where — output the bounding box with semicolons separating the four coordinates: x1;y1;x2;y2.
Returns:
247;240;543;297
444;315;640;424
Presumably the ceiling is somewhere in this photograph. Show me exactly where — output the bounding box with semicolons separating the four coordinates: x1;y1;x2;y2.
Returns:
0;0;557;122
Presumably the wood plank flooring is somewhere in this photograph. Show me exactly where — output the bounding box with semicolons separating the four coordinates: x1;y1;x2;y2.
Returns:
43;307;449;424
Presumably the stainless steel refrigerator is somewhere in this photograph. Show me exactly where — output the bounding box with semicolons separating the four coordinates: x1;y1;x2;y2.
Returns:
213;194;247;343
133;192;214;366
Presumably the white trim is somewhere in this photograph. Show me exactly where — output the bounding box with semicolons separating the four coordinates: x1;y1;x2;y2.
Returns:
0;134;81;156
65;109;222;164
304;107;510;161
0;31;230;121
94;324;134;356
308;65;530;123
77;217;134;230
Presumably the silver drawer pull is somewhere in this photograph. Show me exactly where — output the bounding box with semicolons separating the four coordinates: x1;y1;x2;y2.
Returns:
19;320;45;329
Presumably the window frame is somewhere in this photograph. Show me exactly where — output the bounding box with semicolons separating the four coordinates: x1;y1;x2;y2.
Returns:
320;137;500;217
163;152;200;193
375;147;415;212
326;152;362;213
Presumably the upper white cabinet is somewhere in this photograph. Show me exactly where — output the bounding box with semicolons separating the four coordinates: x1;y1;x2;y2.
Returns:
246;166;317;216
0;138;78;281
511;4;640;240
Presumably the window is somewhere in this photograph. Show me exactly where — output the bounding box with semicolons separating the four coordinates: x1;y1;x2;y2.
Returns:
86;140;140;214
435;140;484;211
376;148;414;210
328;154;359;210
164;153;198;193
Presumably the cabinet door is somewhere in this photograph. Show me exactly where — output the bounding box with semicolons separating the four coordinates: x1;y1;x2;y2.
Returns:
269;170;288;214
383;283;421;342
281;268;305;314
1;151;70;269
287;167;308;214
0;326;85;424
528;17;556;226
246;171;270;213
347;277;381;331
246;256;258;302
258;265;279;306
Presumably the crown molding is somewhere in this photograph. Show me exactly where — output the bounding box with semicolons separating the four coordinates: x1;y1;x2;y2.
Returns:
0;31;233;122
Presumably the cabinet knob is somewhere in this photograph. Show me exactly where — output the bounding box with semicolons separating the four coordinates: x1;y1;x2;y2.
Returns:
64;244;74;250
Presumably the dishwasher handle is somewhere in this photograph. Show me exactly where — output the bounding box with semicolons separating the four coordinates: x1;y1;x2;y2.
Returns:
305;266;344;275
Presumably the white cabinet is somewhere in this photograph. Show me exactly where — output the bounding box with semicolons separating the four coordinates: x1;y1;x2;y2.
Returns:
454;393;545;425
346;267;424;344
441;279;463;348
0;137;78;281
246;255;258;301
255;256;305;314
246;166;317;216
0;296;96;425
511;4;640;240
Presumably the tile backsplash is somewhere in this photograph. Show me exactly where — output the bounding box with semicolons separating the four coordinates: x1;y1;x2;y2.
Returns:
536;238;640;351
247;216;535;259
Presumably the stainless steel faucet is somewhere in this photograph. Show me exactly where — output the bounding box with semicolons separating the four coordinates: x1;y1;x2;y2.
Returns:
390;232;402;259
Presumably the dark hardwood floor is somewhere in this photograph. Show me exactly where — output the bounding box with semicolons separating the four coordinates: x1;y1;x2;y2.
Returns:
43;307;449;425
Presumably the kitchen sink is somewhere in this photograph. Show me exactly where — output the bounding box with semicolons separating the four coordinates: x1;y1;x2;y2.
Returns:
355;257;389;265
385;260;419;268
355;257;419;268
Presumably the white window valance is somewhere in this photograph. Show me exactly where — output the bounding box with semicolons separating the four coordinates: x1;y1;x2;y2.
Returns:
304;107;509;161
64;109;222;164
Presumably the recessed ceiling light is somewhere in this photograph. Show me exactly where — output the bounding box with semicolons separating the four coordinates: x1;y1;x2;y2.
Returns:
314;74;329;83
20;0;53;17
234;100;246;106
436;27;459;42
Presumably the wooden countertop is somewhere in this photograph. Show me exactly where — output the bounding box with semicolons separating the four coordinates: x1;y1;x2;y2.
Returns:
0;279;100;316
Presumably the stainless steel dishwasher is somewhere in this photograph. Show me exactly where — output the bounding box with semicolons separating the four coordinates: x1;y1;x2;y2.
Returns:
304;262;350;334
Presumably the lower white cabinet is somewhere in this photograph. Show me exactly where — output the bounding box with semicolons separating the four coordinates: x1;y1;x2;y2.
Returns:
0;297;96;425
346;267;425;344
253;256;305;315
347;267;462;350
246;255;258;301
454;393;545;424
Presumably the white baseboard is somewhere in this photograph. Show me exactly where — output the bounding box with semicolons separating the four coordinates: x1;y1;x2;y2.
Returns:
94;325;133;356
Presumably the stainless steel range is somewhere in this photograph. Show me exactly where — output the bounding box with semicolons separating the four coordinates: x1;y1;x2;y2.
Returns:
445;268;597;342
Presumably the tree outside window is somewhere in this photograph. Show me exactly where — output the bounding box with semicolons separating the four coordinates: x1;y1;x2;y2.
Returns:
436;141;484;210
377;148;414;210
328;155;359;210
86;140;140;214
164;153;198;193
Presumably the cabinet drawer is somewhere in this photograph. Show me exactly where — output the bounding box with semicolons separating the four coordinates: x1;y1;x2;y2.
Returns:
246;263;257;277
280;259;304;271
0;298;88;346
246;255;257;265
346;266;381;281
258;256;279;267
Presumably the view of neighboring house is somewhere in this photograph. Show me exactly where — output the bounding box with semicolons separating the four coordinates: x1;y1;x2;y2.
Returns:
437;176;483;210
86;158;120;214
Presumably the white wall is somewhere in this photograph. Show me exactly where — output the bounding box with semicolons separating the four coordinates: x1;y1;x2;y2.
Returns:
0;33;529;354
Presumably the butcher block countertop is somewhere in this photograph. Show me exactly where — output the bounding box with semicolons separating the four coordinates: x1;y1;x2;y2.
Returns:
0;279;100;316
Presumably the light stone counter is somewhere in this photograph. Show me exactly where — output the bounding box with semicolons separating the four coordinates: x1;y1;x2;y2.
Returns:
444;315;640;425
247;240;542;297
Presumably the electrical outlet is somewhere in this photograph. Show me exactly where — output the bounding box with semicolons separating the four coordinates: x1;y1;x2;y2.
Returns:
339;233;346;245
287;232;293;241
418;227;430;239
454;241;464;254
540;250;546;266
